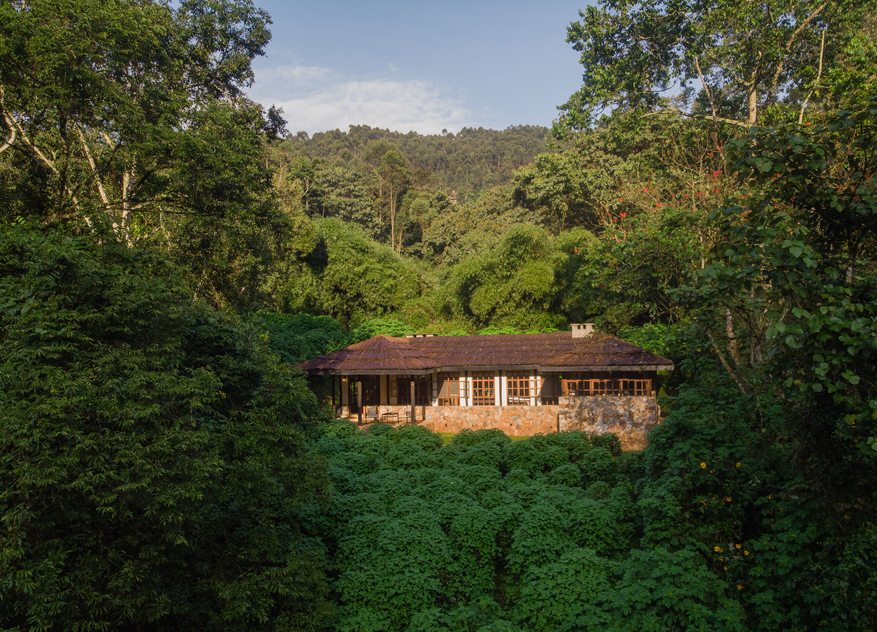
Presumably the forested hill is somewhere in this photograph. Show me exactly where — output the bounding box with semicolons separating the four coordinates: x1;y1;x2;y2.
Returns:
279;124;551;200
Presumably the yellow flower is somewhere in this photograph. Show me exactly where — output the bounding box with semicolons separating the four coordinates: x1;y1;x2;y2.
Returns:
701;462;707;469
735;544;741;549
737;584;743;590
744;551;749;556
726;497;732;502
736;462;741;467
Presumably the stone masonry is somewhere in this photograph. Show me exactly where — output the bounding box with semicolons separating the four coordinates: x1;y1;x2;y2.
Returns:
411;395;660;451
555;395;660;451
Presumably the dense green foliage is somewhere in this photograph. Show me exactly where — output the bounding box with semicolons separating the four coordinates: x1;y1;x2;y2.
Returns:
307;424;633;632
303;409;876;631
263;217;429;328
2;0;877;628
0;226;332;631
280;124;551;202
0;0;291;312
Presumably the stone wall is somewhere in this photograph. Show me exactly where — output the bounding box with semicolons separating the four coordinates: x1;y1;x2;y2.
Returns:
420;405;562;437
556;395;659;451
415;395;660;450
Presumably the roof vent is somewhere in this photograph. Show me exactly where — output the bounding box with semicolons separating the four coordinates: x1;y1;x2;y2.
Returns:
571;323;596;338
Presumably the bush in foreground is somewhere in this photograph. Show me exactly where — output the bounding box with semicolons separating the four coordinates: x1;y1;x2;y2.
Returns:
0;227;333;631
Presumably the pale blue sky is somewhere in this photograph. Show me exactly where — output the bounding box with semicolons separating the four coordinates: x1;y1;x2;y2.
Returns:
247;0;590;135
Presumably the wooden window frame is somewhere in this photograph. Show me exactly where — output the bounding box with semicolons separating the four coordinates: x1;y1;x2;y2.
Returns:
437;373;468;406
471;371;495;406
561;377;652;397
506;371;531;406
361;376;381;406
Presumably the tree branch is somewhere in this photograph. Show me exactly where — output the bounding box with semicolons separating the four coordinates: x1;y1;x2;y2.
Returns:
798;28;826;125
726;307;742;366
77;127;111;207
705;327;748;394
767;0;829;104
6;113;60;176
0;123;15;154
0;86;15;153
695;57;718;123
643;106;750;128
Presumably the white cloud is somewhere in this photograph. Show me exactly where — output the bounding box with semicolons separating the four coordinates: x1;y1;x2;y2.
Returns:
249;65;472;135
253;64;332;89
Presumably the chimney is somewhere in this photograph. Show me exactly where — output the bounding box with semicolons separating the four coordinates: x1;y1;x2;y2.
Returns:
571;323;596;338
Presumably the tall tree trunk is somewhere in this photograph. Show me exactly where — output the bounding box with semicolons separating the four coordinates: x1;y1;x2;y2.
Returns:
747;63;760;125
726;308;742;366
389;184;396;252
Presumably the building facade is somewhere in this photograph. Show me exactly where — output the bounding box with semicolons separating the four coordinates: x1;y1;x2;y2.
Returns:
299;325;673;449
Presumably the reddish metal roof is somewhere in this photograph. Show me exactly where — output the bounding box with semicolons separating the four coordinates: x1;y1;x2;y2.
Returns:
540;335;673;369
299;331;673;375
407;331;582;367
298;335;439;374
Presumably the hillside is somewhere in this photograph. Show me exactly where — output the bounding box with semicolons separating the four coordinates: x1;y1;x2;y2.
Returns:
278;124;551;202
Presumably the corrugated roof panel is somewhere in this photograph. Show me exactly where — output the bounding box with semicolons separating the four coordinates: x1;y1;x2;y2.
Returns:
299;335;439;373
542;336;673;367
298;331;673;374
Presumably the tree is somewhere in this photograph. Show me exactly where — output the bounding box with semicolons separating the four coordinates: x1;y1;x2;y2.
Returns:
0;226;333;631
378;150;411;252
443;224;572;330
0;0;281;310
262;218;427;328
681;100;877;448
265;104;288;140
557;0;863;133
277;124;551;203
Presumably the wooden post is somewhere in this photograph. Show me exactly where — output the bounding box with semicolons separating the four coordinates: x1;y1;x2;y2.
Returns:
357;379;363;426
331;375;336;412
410;380;415;423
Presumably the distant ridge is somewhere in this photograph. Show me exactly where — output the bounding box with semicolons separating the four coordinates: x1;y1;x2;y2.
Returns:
278;124;552;201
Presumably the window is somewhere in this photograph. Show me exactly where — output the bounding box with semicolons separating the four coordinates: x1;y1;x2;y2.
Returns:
561;374;652;396
507;371;531;405
395;377;431;406
539;374;561;405
471;372;495;406
361;376;380;405
437;373;467;406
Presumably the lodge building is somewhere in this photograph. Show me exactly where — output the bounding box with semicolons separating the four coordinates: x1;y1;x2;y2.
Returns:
299;324;673;449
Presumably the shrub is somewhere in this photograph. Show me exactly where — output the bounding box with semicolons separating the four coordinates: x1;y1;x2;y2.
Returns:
452;428;512;447
566;548;746;632
579;447;615;483
514;548;614;632
548;463;583;487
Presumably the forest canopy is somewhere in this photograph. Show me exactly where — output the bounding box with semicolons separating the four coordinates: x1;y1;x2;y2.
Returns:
1;0;876;629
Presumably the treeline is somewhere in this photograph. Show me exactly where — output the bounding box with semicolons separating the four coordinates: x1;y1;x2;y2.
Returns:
264;124;551;259
281;124;551;201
